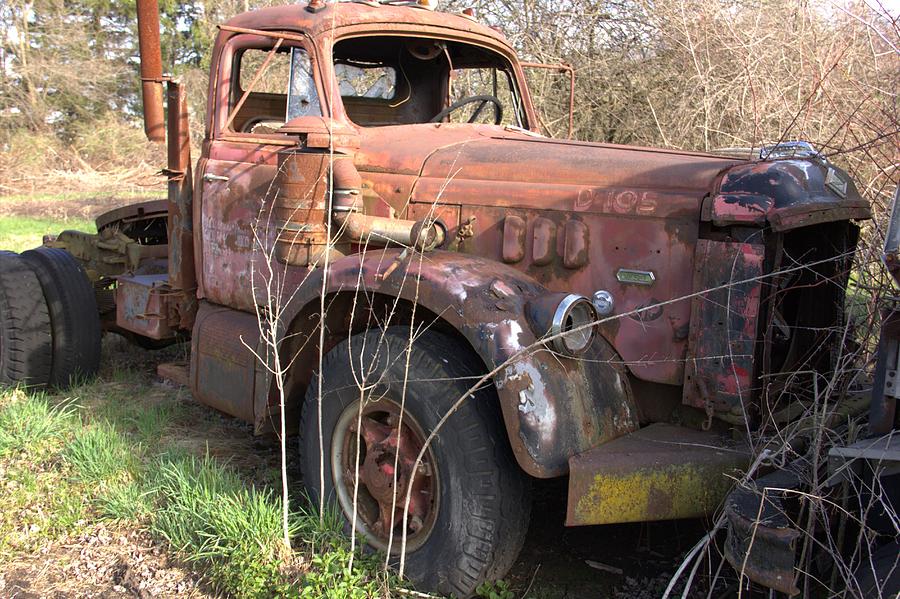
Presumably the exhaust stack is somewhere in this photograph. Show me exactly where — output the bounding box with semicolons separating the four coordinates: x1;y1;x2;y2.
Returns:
136;0;165;143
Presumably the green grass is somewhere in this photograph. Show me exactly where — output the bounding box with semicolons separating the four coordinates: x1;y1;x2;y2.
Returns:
97;480;152;521
0;390;88;556
151;453;297;597
0;390;78;458
64;421;136;484
0;215;96;252
0;373;402;598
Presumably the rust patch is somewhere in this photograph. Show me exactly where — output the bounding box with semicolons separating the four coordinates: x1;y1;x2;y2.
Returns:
683;240;763;421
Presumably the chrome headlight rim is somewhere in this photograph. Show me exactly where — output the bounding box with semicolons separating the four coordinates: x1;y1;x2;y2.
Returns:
549;293;597;355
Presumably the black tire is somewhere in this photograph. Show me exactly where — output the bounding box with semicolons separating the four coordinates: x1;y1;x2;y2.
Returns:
21;247;101;387
854;541;899;598
0;251;53;387
300;327;531;598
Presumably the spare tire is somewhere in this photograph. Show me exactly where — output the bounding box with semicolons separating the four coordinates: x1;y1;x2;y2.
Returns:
21;247;101;387
0;251;53;387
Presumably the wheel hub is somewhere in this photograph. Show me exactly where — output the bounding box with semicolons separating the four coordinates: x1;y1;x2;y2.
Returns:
334;399;439;550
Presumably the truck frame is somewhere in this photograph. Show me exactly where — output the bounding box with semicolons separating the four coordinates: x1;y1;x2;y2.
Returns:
0;0;875;595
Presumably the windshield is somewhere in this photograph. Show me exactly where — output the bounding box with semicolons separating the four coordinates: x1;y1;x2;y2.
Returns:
332;35;526;128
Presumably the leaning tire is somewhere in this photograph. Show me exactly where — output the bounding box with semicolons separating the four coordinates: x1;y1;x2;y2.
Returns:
0;251;53;387
300;327;531;598
21;247;101;387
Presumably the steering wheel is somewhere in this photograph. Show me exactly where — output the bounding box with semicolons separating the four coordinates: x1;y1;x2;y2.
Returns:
429;94;503;125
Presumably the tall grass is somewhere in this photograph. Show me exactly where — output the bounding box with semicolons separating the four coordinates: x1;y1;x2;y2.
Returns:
64;422;136;484
0;390;77;457
150;453;295;597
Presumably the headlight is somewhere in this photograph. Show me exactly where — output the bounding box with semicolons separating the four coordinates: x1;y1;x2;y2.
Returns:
550;294;597;355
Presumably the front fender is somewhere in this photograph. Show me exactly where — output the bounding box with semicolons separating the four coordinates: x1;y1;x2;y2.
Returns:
281;249;638;478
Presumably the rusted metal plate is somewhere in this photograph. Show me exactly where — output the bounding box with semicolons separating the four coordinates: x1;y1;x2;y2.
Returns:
706;159;871;231
115;274;175;340
566;423;749;526
190;302;259;423
683;240;764;421
199;143;287;311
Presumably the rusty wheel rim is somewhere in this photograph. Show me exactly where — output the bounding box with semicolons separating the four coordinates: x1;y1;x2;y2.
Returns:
331;397;440;553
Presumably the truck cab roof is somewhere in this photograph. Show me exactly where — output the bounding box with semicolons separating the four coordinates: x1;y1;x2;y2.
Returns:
222;1;511;48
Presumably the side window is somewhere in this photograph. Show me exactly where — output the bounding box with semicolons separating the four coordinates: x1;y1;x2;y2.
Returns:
227;44;320;135
335;63;397;100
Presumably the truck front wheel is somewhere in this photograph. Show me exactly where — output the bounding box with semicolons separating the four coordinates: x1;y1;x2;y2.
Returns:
300;327;530;597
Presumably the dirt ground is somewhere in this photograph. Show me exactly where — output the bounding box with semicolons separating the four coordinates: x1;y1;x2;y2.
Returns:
0;525;214;599
507;481;722;598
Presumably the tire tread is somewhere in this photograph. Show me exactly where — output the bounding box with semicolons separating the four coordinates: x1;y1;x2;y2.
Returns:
0;251;53;386
21;247;101;387
300;327;530;597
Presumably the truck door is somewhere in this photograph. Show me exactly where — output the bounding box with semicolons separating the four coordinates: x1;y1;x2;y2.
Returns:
197;31;326;311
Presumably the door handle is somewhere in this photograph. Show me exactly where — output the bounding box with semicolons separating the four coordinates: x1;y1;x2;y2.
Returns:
202;173;229;183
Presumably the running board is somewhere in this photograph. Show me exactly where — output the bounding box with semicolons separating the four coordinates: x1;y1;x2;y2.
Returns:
566;423;750;526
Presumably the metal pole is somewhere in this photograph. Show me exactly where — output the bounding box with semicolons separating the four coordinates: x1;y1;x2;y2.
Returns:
136;0;165;143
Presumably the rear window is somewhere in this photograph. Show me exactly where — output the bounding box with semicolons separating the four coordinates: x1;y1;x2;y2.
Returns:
335;63;397;100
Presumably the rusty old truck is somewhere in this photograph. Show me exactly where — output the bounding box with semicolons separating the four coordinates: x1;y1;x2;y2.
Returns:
0;0;873;595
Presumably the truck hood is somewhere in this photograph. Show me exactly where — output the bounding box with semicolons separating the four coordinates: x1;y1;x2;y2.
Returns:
358;123;736;196
356;124;870;230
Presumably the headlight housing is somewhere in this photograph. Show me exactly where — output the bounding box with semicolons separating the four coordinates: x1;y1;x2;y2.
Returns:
549;294;597;355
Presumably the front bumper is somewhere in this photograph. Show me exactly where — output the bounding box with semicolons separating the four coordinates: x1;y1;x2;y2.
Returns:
566;423;749;526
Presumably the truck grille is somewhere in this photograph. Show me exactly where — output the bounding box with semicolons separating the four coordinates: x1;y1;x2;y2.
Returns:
756;221;859;420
